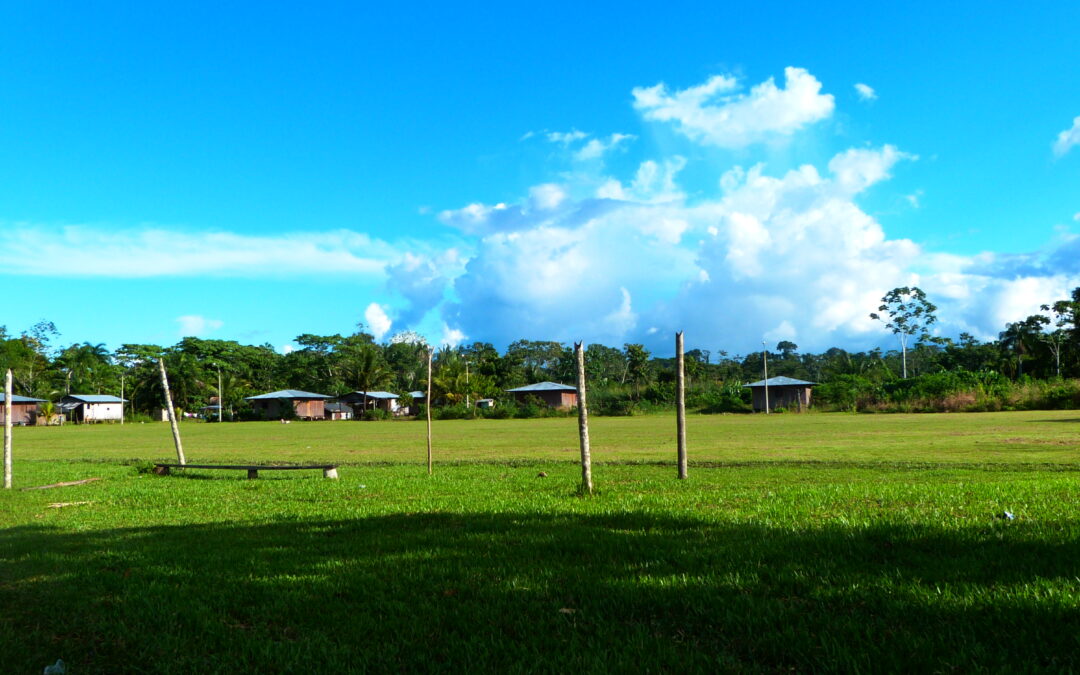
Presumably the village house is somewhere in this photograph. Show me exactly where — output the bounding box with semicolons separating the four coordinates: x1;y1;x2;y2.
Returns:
405;390;426;416
245;389;331;420
338;391;400;415
0;394;46;426
743;376;816;412
505;382;578;409
324;402;354;420
59;394;127;423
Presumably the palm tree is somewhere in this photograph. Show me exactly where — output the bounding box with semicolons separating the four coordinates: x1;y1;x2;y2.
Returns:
344;345;393;416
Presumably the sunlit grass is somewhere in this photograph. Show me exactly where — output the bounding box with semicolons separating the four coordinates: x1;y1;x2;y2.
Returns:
2;411;1079;672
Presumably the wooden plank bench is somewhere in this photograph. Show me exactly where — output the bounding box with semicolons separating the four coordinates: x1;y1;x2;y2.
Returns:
153;464;339;479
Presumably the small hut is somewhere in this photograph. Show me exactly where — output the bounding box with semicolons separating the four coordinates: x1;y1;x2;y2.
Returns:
59;394;126;423
0;394;45;426
743;376;815;412
245;390;331;420
505;382;578;409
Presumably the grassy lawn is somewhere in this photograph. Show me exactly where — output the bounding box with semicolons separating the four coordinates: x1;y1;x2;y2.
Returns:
2;411;1080;672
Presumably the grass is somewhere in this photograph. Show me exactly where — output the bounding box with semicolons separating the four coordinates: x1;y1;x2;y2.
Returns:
2;410;1080;672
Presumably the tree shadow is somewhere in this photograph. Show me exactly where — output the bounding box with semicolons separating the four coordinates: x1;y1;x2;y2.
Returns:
2;512;1078;673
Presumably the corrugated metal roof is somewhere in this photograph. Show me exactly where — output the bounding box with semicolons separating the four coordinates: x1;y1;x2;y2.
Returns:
408;391;426;398
341;390;399;400
63;394;127;403
743;376;816;388
505;381;577;393
244;389;332;400
0;394;46;403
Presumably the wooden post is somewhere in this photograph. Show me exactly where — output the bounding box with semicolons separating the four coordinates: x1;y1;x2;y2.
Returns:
4;369;12;489
676;332;687;480
762;340;770;414
158;358;186;465
426;348;433;476
120;373;124;425
575;342;593;494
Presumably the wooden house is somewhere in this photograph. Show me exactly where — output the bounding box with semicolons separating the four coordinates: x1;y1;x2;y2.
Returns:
244;389;331;420
0;394;45;426
59;394;126;423
743;376;815;412
505;382;578;409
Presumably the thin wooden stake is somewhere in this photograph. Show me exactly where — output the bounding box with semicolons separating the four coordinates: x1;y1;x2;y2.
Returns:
426;348;433;476
158;358;186;466
676;331;687;480
575;342;593;494
4;369;12;489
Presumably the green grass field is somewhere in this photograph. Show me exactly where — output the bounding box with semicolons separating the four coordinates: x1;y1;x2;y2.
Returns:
3;411;1080;672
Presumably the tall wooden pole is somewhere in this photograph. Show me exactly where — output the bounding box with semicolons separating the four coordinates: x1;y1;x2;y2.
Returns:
575;342;593;494
218;367;224;423
120;373;125;426
762;340;770;415
426;348;433;476
676;332;687;480
4;369;13;489
158;358;186;465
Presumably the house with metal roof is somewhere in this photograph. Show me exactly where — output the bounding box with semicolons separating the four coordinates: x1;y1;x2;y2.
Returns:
244;389;332;420
0;394;46;426
59;394;127;423
505;381;578;409
743;376;816;412
338;391;401;415
324;401;354;420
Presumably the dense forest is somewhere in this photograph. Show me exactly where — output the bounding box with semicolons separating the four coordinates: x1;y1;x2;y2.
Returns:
2;287;1079;419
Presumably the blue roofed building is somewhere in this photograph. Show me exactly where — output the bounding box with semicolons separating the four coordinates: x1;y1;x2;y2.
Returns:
59;394;127;423
338;391;401;415
244;389;332;420
0;393;46;426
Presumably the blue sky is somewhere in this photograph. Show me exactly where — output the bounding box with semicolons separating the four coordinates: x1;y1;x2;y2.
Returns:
1;2;1078;356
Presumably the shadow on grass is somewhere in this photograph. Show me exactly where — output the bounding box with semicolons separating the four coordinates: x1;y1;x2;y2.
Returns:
2;512;1079;673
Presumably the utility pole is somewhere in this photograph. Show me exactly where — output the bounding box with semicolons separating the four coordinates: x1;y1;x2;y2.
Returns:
762;340;770;415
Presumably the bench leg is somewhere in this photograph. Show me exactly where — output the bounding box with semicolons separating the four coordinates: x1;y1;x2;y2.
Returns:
323;467;339;479
154;466;170;476
247;469;259;479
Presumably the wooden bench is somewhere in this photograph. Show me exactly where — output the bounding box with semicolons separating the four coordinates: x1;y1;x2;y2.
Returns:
153;464;339;479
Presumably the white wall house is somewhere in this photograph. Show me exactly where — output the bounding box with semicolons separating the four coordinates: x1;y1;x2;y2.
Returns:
59;394;126;423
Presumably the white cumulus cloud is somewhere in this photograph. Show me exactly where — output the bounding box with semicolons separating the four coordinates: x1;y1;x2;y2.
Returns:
854;83;877;101
632;67;835;148
364;303;393;340
1053;116;1080;157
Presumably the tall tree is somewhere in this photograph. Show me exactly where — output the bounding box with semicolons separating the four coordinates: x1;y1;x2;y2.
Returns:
870;286;938;378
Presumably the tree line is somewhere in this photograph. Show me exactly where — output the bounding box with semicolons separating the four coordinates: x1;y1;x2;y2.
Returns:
1;286;1079;418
